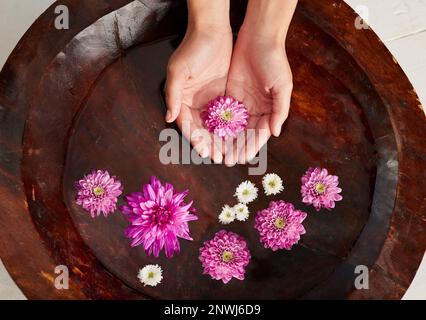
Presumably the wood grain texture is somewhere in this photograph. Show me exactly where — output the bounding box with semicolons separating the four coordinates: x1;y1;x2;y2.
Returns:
0;0;424;299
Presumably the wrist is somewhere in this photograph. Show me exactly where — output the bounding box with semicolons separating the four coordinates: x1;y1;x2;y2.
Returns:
187;0;231;34
239;24;286;46
188;21;232;35
237;27;285;51
240;0;297;42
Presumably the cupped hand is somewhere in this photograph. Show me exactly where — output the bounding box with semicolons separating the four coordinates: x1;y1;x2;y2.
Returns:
165;26;233;163
224;32;293;166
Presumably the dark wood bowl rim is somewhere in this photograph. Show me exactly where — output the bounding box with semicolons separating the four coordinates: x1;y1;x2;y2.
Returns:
0;0;424;299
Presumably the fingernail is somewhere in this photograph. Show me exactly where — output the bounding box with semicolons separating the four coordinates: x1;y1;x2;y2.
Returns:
224;151;234;167
225;159;236;167
276;127;282;137
214;154;223;164
201;147;209;158
166;110;172;122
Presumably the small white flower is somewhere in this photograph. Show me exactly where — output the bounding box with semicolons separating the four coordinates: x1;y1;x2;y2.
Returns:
219;205;235;224
262;173;284;196
138;264;163;287
234;180;258;204
233;203;249;221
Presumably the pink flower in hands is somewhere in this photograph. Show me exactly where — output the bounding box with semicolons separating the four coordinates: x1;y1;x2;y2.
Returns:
121;176;198;258
202;96;249;138
199;230;251;284
75;169;123;218
301;167;343;211
255;201;307;251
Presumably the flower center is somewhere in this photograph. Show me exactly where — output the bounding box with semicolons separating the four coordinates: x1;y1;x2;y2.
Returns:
274;217;286;229
268;180;276;188
242;189;249;196
148;272;154;279
222;251;234;263
92;186;105;197
226;212;232;218
221;109;233;122
315;182;326;194
154;207;171;225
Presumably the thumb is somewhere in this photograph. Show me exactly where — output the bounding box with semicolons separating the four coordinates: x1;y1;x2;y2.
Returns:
270;84;292;137
165;66;185;123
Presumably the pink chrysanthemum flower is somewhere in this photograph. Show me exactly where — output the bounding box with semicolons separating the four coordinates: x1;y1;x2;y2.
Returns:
202;95;249;138
199;230;251;284
75;169;123;218
255;201;307;251
301;167;343;211
120;176;198;258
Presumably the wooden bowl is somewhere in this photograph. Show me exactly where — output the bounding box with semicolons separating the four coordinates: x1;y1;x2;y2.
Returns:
0;0;425;299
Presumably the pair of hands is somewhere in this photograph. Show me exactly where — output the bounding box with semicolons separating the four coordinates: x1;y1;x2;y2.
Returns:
165;24;293;166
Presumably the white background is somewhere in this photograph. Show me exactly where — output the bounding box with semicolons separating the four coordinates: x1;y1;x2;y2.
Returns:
0;0;425;300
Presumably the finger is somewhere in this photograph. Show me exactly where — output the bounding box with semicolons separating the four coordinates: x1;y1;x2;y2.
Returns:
165;66;185;123
191;129;211;158
177;107;210;158
239;115;271;164
191;128;223;163
224;137;238;167
270;84;292;137
236;115;259;164
222;86;249;166
224;109;260;167
210;134;224;164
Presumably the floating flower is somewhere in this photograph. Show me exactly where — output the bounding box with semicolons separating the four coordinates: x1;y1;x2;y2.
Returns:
233;203;249;221
301;167;343;211
199;230;251;284
218;205;235;224
234;180;258;204
202;95;249;138
262;173;284;196
255;201;307;251
138;264;163;287
121;176;198;258
75;169;123;218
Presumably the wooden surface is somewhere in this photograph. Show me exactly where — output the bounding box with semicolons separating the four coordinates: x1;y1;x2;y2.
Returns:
0;0;425;299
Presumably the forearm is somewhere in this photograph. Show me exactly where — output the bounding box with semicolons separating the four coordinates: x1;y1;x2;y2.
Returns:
240;0;298;42
187;0;231;32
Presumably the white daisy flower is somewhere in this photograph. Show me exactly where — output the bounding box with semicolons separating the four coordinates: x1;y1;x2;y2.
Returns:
219;205;235;224
262;173;284;196
138;264;163;287
233;203;249;221
234;180;258;204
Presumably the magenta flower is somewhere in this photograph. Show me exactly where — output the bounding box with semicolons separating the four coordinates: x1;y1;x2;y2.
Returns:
301;167;343;211
120;176;197;258
75;169;123;218
255;201;307;251
202;95;249;138
199;230;251;284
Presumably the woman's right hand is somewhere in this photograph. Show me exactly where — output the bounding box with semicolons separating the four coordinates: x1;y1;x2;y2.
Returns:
165;2;232;164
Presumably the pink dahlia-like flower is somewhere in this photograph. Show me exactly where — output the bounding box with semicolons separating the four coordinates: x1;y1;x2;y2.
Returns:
301;167;343;211
75;169;123;218
120;176;197;258
199;230;251;284
255;201;307;251
202;95;249;138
